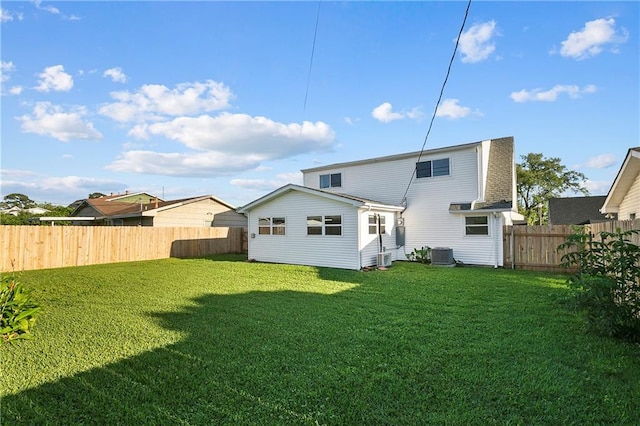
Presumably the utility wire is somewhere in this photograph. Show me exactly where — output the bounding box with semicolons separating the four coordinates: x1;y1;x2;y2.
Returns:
400;0;472;207
303;1;321;114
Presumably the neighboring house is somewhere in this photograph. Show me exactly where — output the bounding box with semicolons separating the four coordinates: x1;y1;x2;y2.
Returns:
238;136;524;270
67;191;161;211
601;147;640;220
69;194;247;227
548;196;613;225
1;206;50;216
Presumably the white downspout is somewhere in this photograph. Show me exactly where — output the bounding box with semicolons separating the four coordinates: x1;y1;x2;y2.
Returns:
493;212;500;268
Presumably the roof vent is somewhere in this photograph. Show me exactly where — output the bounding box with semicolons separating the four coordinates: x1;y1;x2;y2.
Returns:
431;247;455;266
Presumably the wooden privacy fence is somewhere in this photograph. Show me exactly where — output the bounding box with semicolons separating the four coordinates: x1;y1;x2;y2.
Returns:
1;226;247;272
504;220;640;272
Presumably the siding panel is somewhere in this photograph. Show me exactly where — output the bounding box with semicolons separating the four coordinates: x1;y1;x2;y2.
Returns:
619;172;640;219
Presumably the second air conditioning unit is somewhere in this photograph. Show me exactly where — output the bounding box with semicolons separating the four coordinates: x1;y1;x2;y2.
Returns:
377;252;392;267
431;247;454;266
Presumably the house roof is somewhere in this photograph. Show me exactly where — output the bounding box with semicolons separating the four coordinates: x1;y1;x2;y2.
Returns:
237;184;404;213
601;147;640;214
72;195;237;219
548;196;612;225
300;137;513;173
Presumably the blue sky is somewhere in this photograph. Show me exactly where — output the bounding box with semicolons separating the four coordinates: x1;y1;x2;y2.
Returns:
1;1;638;207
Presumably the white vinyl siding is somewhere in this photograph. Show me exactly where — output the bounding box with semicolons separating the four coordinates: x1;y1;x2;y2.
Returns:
247;191;360;270
618;172;640;220
152;199;246;227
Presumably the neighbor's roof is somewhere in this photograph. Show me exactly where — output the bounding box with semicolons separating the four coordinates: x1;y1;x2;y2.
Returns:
237;184;404;213
549;196;612;225
72;195;237;219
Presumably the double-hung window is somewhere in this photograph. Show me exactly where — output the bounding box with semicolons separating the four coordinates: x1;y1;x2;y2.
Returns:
258;217;286;235
465;216;488;235
320;173;342;188
307;215;342;235
416;158;450;178
368;215;386;234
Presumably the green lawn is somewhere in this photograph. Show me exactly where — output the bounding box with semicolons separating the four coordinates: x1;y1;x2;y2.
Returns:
2;255;639;425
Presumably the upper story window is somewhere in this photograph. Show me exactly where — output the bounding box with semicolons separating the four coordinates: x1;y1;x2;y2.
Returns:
320;173;342;188
368;214;386;234
465;216;488;235
258;217;286;235
416;158;450;179
307;215;342;236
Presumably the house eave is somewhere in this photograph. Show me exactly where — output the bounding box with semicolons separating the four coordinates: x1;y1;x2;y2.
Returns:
601;148;640;213
301;140;488;173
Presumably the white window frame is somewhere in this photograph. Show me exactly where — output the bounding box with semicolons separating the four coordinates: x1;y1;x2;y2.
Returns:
258;217;286;235
306;215;342;236
320;173;342;188
416;158;450;179
464;215;489;236
368;214;386;235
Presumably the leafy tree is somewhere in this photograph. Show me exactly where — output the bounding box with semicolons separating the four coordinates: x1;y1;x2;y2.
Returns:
88;192;106;199
0;212;34;225
1;193;36;210
517;153;589;225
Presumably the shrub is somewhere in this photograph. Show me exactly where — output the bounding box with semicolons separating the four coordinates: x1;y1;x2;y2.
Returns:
559;227;640;341
406;246;431;264
1;273;41;344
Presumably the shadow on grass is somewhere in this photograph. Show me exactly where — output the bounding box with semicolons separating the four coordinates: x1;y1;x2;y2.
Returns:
2;265;639;425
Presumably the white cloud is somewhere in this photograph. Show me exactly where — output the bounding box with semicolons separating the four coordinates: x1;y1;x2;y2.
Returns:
1;61;16;83
584;180;612;195
510;84;597;102
110;114;334;177
0;170;125;205
34;65;74;92
372;103;403;122
106;150;266;177
9;86;23;95
19;102;103;142
435;99;472;119
99;80;233;122
1;7;24;22
230;172;304;191
458;20;498;63
133;113;335;157
33;0;60;15
103;67;127;83
558;18;628;60
584;154;616;169
371;102;423;123
1;61;22;95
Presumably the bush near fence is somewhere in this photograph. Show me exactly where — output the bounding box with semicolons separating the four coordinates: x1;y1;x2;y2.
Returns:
1;226;247;272
504;220;640;273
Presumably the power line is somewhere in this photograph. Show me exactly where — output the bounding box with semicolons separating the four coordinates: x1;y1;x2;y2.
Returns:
400;0;472;207
303;1;321;114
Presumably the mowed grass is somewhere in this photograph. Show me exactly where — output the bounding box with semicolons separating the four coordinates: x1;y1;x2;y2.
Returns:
1;255;639;425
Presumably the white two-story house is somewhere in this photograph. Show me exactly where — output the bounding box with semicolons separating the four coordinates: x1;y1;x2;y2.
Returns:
238;136;524;270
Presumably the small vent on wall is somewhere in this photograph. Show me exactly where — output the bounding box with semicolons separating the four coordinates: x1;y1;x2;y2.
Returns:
431;247;454;266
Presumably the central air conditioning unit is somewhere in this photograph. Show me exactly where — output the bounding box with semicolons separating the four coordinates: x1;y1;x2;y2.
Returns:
431;247;454;266
377;252;392;267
